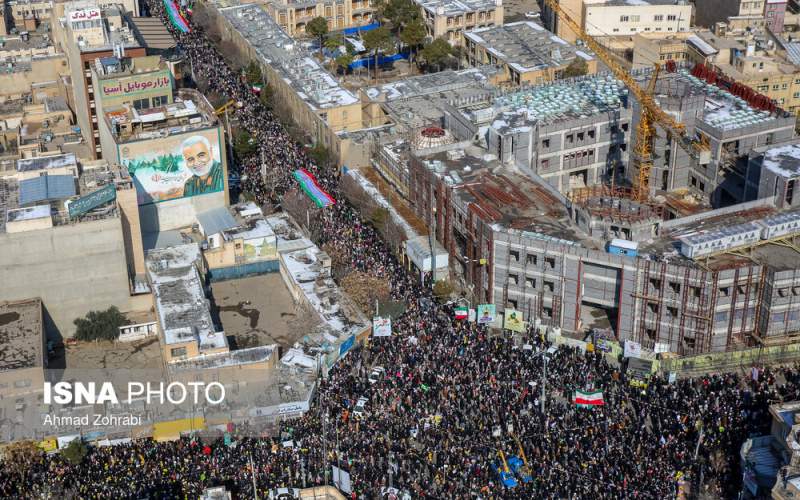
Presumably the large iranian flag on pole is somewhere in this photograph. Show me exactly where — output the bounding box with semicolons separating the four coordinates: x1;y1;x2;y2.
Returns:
574;390;604;407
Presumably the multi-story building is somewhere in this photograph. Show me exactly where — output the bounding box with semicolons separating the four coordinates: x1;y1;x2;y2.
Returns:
0;159;150;336
631;32;720;71
6;0;54;31
0;298;45;397
98;89;229;233
693;0;768;29
90;55;173;116
60;1;145;159
413;0;503;45
765;0;788;33
266;0;375;37
543;0;692;43
205;2;362;166
0;29;71;99
442;75;631;193
690;29;800;115
463;21;597;85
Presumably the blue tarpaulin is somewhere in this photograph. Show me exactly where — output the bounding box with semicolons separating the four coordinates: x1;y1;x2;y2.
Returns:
342;22;380;35
349;51;410;70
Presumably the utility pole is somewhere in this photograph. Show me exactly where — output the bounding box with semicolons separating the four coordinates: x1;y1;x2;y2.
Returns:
249;450;259;500
429;205;437;287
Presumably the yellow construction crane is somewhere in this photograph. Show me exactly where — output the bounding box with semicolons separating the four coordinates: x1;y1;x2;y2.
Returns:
214;99;241;115
543;0;708;201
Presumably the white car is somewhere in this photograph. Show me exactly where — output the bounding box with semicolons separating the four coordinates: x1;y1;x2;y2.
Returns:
524;11;539;18
368;366;385;384
353;396;368;418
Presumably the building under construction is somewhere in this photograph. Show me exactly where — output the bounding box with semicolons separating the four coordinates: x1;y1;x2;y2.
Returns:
408;72;800;356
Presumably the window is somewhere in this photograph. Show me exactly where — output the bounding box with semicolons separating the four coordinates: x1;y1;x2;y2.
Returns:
510;250;519;262
720;286;730;296
544;280;555;292
526;254;538;265
667;14;676;21
650;278;662;290
654;14;663;21
541;158;549;169
588;130;595;139
133;98;150;110
631;15;640;22
737;284;747;294
794;92;800;99
151;95;168;107
542;138;550;148
509;299;518;309
669;282;681;293
783;83;789;90
690;286;702;298
526;277;536;288
774;84;781;91
620;15;629;22
545;257;556;269
667;306;678;318
566;133;574;143
171;347;188;358
509;274;519;285
577;132;584;141
647;303;659;314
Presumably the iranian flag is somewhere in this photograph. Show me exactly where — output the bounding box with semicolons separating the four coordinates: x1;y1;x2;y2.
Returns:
574;390;604;407
251;84;263;94
454;307;468;320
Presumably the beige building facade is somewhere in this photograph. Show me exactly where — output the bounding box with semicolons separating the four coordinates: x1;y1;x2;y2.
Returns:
415;0;503;45
267;0;375;37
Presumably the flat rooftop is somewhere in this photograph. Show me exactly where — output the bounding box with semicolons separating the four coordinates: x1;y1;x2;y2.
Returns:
364;67;496;102
94;55;165;78
105;89;217;142
757;142;800;179
220;5;358;110
414;0;501;16
464;21;594;73
168;345;276;373
489;74;628;131
416;143;597;246
584;0;684;5
0;298;43;372
146;243;228;352
66;5;142;53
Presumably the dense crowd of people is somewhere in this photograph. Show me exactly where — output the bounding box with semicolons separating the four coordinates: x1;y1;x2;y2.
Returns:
0;4;796;499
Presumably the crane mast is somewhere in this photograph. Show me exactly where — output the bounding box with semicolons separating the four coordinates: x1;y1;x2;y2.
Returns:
542;0;704;201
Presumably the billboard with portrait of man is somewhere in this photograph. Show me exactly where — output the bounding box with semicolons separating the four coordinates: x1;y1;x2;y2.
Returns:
120;128;225;205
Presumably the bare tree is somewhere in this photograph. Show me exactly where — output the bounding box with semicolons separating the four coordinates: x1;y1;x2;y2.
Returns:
341;271;391;314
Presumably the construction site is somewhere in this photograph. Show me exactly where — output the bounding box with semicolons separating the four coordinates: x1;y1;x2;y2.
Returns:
393;1;800;357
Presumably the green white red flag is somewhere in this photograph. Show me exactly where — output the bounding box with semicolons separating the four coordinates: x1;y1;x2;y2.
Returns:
574;390;604;407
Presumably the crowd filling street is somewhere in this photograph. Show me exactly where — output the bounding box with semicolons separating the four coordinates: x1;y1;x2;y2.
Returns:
1;4;798;499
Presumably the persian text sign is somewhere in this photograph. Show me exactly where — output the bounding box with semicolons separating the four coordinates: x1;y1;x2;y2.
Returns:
101;73;172;98
69;8;100;22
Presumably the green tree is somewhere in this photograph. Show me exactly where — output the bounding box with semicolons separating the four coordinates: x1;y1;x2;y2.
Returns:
73;306;128;342
306;17;329;58
259;83;275;109
363;26;393;83
432;279;454;301
244;61;262;86
383;0;419;31
369;207;389;226
325;35;345;71
309;143;331;167
400;19;426;74
234;130;258;158
561;57;588;79
420;37;451;72
61;439;88;465
335;53;354;74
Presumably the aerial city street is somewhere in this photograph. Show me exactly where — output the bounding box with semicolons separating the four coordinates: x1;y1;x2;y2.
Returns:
5;0;800;497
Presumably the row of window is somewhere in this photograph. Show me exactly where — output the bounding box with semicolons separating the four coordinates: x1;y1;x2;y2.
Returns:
620;14;677;22
507;249;557;269
507;274;556;292
446;10;494;26
133;95;169;110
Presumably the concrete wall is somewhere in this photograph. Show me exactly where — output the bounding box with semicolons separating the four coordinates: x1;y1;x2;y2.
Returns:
0;217;134;337
582;2;692;36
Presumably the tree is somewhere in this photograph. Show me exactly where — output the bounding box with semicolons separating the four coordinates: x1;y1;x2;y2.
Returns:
306;17;329;58
363;26;393;83
400;19;426;74
433;279;454;301
4;441;43;474
61;439;88;465
420;38;451;72
244;61;262;86
383;0;420;31
562;57;588;79
259;83;275;109
335;54;354;75
309;143;331;168
234;130;258;158
369;207;389;227
73;306;128;342
341;271;391;314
